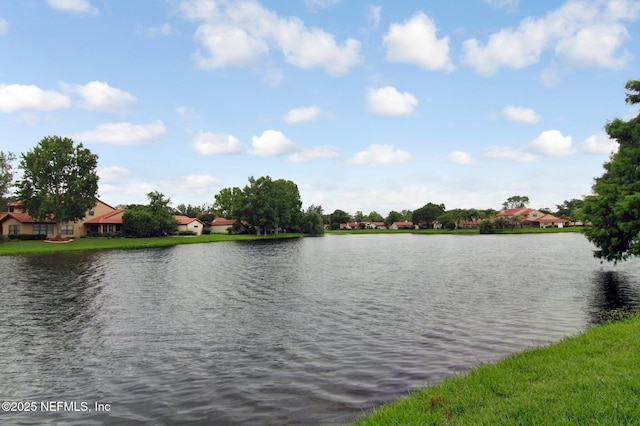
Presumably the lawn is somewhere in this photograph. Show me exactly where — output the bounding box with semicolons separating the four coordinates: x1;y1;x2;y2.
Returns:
0;233;304;256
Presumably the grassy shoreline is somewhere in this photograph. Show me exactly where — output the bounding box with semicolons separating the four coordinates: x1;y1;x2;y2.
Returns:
0;233;304;256
353;315;640;425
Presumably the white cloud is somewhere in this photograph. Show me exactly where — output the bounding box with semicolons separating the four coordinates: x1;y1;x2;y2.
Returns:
383;12;454;71
47;0;98;15
528;129;576;156
368;5;382;29
283;105;321;123
249;130;298;156
349;144;412;165
138;23;174;38
191;131;242;155
59;81;136;112
582;133;618;154
179;0;362;76
304;0;340;8
176;105;200;120
0;84;71;113
446;151;476;165
484;0;520;8
177;174;220;190
503;105;541;123
462;0;640;75
483;146;537;162
368;86;418;116
288;146;340;162
75;120;167;145
97;165;132;183
0;17;8;35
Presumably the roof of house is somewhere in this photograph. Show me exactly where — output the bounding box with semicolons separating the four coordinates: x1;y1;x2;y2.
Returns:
498;208;533;217
0;212;55;224
393;221;414;226
84;208;125;225
526;214;565;223
211;217;236;226
174;215;204;225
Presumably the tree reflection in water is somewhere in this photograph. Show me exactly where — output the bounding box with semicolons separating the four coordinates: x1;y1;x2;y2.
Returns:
588;269;640;325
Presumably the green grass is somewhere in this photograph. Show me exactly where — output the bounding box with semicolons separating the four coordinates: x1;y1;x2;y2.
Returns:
353;315;640;425
0;233;304;256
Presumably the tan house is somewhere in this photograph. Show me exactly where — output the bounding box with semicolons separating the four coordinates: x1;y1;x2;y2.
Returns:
174;215;205;235
0;199;122;238
497;208;565;228
210;217;236;234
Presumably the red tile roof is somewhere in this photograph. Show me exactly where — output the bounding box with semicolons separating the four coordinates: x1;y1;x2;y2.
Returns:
84;209;125;225
0;212;54;224
211;217;236;226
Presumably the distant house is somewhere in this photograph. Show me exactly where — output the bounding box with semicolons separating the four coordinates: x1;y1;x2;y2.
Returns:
174;215;205;235
497;208;565;228
0;199;122;238
210;217;236;234
390;221;416;230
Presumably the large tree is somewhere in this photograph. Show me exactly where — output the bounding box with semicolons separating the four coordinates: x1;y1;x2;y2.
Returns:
412;202;446;227
16;136;98;238
582;79;640;263
235;176;303;235
123;191;177;237
0;151;16;211
502;195;530;209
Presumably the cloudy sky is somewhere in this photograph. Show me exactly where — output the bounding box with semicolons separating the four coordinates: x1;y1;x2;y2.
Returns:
1;0;638;215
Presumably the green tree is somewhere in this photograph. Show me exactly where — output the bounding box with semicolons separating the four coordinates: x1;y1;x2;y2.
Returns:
582;79;640;263
0;151;16;211
479;219;495;234
236;176;302;235
502;195;530;209
385;210;404;227
329;209;351;229
123;191;177;237
412;202;446;228
556;198;584;221
214;187;243;218
301;211;324;235
367;211;384;222
16;136;98;238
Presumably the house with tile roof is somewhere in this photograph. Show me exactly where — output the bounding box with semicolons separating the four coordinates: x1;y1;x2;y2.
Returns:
209;217;237;234
0;199;122;238
174;215;205;235
497;208;565;228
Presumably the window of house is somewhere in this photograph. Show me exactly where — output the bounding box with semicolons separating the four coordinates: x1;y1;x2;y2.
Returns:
8;225;19;235
102;224;115;233
8;206;14;213
60;224;74;235
88;209;95;216
33;224;54;235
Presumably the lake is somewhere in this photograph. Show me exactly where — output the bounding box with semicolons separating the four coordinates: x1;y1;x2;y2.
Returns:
1;233;640;425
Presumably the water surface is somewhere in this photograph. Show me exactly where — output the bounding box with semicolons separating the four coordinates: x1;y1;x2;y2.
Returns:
1;233;639;425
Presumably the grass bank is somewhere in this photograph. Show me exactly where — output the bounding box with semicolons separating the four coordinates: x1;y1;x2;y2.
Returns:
0;233;304;256
353;315;640;425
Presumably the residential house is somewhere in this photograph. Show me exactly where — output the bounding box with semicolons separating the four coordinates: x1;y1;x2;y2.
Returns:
0;199;122;239
497;208;565;228
390;221;416;230
84;208;126;235
210;217;236;234
174;215;205;235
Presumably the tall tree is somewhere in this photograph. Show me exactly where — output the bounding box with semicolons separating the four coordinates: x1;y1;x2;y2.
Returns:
0;151;16;210
502;195;530;209
582;79;640;263
123;191;177;237
16;136;98;238
213;187;243;219
412;202;446;227
329;209;351;229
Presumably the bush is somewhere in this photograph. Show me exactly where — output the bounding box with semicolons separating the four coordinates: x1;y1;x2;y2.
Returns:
9;234;47;241
479;219;495;234
202;229;211;235
176;230;197;236
445;222;456;230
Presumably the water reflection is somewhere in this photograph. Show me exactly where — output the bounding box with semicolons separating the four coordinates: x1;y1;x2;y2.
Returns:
588;269;640;324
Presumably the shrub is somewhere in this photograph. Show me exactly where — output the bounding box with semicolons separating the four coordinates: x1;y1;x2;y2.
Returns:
479;219;496;234
176;230;197;236
202;229;211;235
9;234;47;241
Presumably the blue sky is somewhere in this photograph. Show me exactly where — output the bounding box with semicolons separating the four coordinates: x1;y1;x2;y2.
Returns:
1;0;638;216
